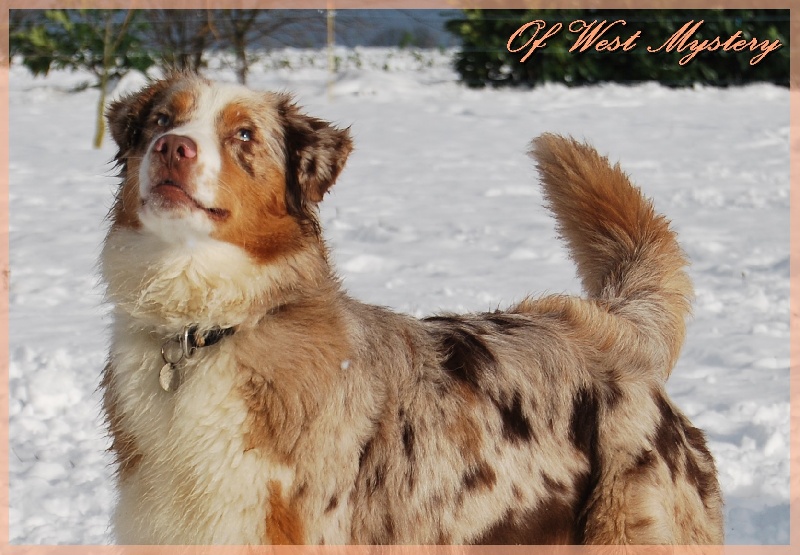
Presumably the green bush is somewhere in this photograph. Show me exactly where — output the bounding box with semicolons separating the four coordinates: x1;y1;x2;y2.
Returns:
445;10;789;88
11;10;154;79
11;9;155;148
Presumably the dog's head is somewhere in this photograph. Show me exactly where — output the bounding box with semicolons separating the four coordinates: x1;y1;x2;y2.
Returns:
106;72;352;263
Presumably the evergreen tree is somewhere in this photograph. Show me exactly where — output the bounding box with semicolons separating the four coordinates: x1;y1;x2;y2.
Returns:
446;10;789;88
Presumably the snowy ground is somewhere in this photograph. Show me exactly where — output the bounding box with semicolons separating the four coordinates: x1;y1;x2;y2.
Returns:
7;48;791;545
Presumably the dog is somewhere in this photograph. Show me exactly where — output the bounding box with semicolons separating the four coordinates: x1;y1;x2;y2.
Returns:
100;71;723;545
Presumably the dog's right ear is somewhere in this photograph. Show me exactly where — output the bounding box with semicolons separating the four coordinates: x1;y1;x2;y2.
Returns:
106;78;172;155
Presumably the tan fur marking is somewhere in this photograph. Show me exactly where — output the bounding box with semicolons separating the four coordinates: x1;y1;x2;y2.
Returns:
212;160;306;264
266;481;305;544
99;363;141;479
169;88;196;120
109;168;143;231
447;411;484;461
208;99;314;263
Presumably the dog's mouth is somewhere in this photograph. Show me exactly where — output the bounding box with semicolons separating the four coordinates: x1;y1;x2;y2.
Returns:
150;179;230;222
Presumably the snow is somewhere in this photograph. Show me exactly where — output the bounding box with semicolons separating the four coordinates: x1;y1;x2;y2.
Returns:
7;47;791;545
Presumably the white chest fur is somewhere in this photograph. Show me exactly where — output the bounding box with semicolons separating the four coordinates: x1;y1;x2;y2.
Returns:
109;326;294;544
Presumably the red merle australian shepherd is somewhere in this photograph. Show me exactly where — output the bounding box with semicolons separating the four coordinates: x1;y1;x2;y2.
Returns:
100;72;723;545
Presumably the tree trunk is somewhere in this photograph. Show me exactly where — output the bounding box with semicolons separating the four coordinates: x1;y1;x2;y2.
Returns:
235;40;248;84
93;72;108;149
93;15;114;149
93;10;135;149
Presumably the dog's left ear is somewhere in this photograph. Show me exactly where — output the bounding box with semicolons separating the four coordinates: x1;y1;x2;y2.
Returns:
279;96;353;208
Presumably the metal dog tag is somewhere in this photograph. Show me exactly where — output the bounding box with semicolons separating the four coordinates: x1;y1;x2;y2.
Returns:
159;363;181;392
160;336;186;392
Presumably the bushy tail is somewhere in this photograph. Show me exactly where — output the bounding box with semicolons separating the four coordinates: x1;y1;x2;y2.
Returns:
529;133;693;370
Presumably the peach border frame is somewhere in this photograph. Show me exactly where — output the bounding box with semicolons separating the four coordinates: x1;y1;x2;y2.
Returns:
0;0;796;553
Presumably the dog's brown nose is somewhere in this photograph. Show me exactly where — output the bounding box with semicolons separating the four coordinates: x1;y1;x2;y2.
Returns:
153;134;197;167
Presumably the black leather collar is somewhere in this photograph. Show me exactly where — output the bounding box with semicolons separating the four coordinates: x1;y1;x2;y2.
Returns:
159;324;237;392
186;325;236;350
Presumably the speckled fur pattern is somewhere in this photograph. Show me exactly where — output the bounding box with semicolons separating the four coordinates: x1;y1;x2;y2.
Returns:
100;73;723;545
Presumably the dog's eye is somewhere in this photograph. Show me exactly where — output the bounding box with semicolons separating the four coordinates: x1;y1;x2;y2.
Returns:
235;129;253;142
156;114;171;127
